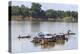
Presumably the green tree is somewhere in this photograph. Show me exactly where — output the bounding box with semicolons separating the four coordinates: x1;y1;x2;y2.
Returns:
71;11;78;22
19;5;25;16
57;11;64;18
45;9;57;18
11;6;20;16
30;3;42;17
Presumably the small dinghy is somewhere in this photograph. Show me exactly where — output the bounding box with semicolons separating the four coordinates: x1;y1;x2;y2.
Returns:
18;35;31;39
65;30;75;35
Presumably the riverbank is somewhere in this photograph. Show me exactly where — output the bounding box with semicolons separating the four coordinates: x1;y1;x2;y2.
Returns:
10;16;78;22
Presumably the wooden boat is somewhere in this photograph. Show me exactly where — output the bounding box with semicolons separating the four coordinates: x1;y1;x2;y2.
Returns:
67;30;75;35
18;35;31;39
31;30;75;44
65;33;75;35
31;34;66;44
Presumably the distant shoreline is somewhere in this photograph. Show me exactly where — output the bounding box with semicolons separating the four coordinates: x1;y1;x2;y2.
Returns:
10;16;78;22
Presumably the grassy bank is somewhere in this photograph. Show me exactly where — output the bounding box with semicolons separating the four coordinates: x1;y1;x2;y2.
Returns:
11;16;78;22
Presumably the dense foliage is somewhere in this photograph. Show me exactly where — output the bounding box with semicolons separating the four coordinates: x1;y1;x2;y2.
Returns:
10;2;78;22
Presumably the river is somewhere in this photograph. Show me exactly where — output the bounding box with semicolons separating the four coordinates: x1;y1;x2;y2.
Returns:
11;21;78;53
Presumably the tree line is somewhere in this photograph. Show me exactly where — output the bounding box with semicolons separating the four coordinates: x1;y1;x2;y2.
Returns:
9;2;78;22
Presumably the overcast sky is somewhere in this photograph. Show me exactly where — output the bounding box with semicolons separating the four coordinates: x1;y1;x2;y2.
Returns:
12;1;78;11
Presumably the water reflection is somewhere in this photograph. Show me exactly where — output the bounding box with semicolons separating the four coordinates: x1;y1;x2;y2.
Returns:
31;21;40;35
32;38;67;49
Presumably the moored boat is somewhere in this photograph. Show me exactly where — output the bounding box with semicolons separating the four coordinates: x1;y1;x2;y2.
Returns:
18;35;31;39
